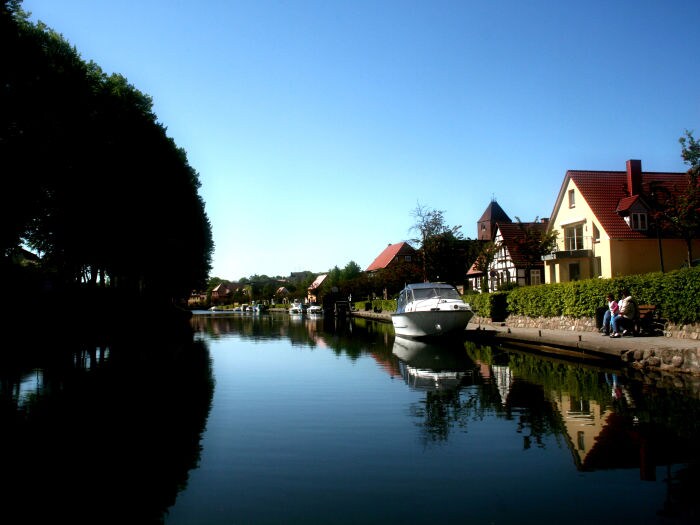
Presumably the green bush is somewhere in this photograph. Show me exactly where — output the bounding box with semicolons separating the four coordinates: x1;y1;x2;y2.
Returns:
467;291;508;321
486;267;700;325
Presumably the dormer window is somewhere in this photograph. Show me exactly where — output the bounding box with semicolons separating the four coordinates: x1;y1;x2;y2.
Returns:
630;212;647;230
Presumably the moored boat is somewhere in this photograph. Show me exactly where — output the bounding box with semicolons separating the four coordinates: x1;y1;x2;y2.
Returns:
391;282;473;339
289;300;306;315
307;303;323;315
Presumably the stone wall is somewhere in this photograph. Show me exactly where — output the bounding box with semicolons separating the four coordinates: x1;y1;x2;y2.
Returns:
473;314;700;340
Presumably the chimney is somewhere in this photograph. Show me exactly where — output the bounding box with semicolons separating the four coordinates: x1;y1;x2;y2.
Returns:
626;159;642;196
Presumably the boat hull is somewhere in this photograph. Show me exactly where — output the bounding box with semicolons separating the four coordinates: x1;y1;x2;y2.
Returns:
391;309;473;339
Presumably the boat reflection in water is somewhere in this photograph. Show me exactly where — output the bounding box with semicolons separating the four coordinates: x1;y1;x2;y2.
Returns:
392;337;476;391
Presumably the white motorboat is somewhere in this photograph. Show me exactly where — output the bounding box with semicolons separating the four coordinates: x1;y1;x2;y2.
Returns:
307;303;323;315
391;282;473;339
289;300;305;315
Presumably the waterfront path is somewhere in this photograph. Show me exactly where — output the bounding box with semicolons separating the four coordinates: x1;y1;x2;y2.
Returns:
350;310;700;375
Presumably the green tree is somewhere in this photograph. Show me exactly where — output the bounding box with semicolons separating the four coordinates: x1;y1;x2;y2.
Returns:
1;1;213;306
513;217;559;285
409;202;464;283
341;260;362;281
473;241;501;293
650;130;700;266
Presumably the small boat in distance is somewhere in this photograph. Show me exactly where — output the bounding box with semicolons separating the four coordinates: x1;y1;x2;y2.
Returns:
289;300;306;315
307;303;323;315
391;282;473;339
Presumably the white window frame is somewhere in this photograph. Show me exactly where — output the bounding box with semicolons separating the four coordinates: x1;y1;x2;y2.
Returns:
564;224;584;251
630;212;647;230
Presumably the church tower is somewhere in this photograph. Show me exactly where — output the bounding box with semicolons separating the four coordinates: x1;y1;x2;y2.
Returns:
476;200;511;241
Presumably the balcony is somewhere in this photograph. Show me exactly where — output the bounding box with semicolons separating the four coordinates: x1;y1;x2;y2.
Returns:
542;236;596;261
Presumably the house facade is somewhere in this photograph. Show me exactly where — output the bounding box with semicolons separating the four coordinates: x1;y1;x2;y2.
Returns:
307;274;327;303
467;221;548;292
543;159;700;283
487;222;547;292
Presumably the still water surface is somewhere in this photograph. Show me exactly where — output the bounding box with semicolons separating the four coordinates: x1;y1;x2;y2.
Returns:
2;312;699;524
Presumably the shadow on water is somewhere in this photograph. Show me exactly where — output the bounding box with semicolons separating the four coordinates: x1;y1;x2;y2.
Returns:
0;319;215;524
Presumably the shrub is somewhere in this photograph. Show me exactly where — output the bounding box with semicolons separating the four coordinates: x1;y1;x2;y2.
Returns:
490;267;700;324
467;291;508;321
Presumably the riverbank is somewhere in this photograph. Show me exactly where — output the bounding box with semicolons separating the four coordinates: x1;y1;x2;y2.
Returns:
350;310;700;376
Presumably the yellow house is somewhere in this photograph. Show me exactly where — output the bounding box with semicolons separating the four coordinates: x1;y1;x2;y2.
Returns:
544;159;699;283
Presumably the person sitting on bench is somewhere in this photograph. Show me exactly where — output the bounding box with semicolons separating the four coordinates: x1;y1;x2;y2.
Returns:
610;289;636;338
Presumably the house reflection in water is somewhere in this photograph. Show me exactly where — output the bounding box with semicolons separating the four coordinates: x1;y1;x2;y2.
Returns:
550;375;660;481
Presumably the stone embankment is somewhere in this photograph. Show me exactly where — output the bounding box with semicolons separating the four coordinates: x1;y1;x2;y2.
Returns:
472;314;700;377
350;309;700;377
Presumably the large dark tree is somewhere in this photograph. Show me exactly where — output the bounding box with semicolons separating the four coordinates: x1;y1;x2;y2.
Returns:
1;0;213;307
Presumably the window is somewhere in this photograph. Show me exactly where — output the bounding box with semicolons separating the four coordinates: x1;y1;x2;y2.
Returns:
564;224;584;250
530;269;541;286
404;255;412;262
631;212;647;230
592;223;600;243
569;262;580;281
568;189;575;208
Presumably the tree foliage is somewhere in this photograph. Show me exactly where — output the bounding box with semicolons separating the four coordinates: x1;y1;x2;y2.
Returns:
409;202;466;283
649;130;700;265
513;217;559;284
1;1;213;304
473;241;500;292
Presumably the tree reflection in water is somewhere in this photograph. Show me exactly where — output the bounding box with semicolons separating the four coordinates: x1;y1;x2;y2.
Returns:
0;326;214;524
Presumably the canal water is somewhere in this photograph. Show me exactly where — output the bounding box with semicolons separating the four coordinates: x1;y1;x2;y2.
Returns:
2;312;699;524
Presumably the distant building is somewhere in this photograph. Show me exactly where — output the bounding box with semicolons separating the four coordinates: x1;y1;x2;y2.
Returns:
467;201;549;292
477;199;511;241
365;242;417;273
307;274;327;303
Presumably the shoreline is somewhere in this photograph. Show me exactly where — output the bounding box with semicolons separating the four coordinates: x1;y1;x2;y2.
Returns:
350;310;700;376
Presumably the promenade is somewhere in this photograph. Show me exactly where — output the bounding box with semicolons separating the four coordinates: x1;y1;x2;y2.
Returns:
350;310;700;375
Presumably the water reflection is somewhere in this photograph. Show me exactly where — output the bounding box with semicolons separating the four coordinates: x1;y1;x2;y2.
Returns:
0;329;214;524
468;341;700;518
3;314;700;523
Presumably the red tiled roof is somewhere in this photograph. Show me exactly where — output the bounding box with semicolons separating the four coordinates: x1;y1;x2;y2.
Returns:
466;261;483;276
497;222;546;266
615;195;640;213
366;242;415;272
565;170;689;239
308;274;327;290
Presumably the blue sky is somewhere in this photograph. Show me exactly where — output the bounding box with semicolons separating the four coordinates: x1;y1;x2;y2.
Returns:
23;0;700;280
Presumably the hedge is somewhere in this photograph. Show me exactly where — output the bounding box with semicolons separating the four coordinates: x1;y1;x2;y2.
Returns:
470;266;700;325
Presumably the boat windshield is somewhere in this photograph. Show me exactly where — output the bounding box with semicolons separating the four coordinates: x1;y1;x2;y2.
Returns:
412;286;462;301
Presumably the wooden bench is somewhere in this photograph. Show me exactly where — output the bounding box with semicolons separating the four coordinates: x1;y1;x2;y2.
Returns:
634;304;664;336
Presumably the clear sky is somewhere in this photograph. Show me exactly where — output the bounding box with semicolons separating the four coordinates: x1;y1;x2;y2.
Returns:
23;0;700;281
